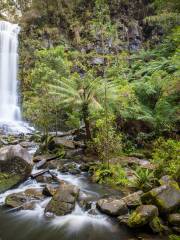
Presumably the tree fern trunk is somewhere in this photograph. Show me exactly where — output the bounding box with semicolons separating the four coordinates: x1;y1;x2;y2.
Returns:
82;103;91;141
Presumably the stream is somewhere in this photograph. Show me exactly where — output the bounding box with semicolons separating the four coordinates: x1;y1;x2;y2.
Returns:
0;162;135;240
0;135;169;240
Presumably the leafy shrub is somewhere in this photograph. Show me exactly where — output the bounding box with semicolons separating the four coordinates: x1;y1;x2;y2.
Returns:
130;167;157;191
152;137;180;179
169;235;180;240
91;163;129;186
93;116;122;163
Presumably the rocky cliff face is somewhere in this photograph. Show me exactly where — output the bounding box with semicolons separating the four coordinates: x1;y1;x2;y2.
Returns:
18;0;161;98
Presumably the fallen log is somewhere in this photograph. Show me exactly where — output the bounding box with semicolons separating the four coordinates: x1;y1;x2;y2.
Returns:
31;169;49;179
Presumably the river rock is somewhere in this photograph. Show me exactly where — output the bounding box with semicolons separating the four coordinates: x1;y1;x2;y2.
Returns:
5;188;43;209
168;213;180;227
20;141;36;149
24;188;44;199
65;148;84;160
91;57;104;65
48;137;75;151
36;174;53;183
79;163;90;172
149;216;169;233
159;175;177;185
118;214;130;225
69;168;81;175
0;145;32;193
0;144;32;164
97;198;128;216
78;191;96;210
128;205;159;228
109;156;154;170
45;182;79;216
43;184;59;196
121;191;143;208
172;227;180;233
141;182;180;213
33;154;47;163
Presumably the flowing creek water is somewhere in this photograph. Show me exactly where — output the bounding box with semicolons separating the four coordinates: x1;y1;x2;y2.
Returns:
0;158;134;240
0;148;167;240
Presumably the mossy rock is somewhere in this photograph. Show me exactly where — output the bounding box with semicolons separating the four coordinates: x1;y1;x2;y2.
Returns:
128;205;158;228
149;216;169;233
141;183;180;213
0;145;32;193
168;213;180;226
0;173;21;193
45;182;79;216
5;188;44;209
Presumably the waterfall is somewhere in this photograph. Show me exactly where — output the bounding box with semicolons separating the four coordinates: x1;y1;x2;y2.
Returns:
0;21;21;123
0;21;33;133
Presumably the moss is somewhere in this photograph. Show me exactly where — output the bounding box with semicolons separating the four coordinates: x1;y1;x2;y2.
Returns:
128;212;143;227
0;173;21;193
169;234;180;240
170;182;180;191
141;192;152;204
150;217;166;233
156;198;167;209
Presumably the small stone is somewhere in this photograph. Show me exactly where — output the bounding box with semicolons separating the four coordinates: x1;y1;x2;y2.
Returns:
118;214;129;225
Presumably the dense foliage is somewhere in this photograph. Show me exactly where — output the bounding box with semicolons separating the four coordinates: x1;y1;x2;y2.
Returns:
1;0;179;191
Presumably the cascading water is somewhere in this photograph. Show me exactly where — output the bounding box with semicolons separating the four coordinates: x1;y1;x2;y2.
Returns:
0;21;21;122
0;21;33;133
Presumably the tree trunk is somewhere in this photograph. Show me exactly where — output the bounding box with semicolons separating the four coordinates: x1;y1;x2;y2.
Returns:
82;103;91;141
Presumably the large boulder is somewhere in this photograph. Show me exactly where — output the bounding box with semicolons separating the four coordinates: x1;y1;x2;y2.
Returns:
141;182;180;213
97;198;128;216
45;182;79;216
128;205;158;228
0;144;32;164
0;145;32;193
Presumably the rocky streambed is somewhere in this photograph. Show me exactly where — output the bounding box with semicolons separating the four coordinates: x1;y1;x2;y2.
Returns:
0;132;178;240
